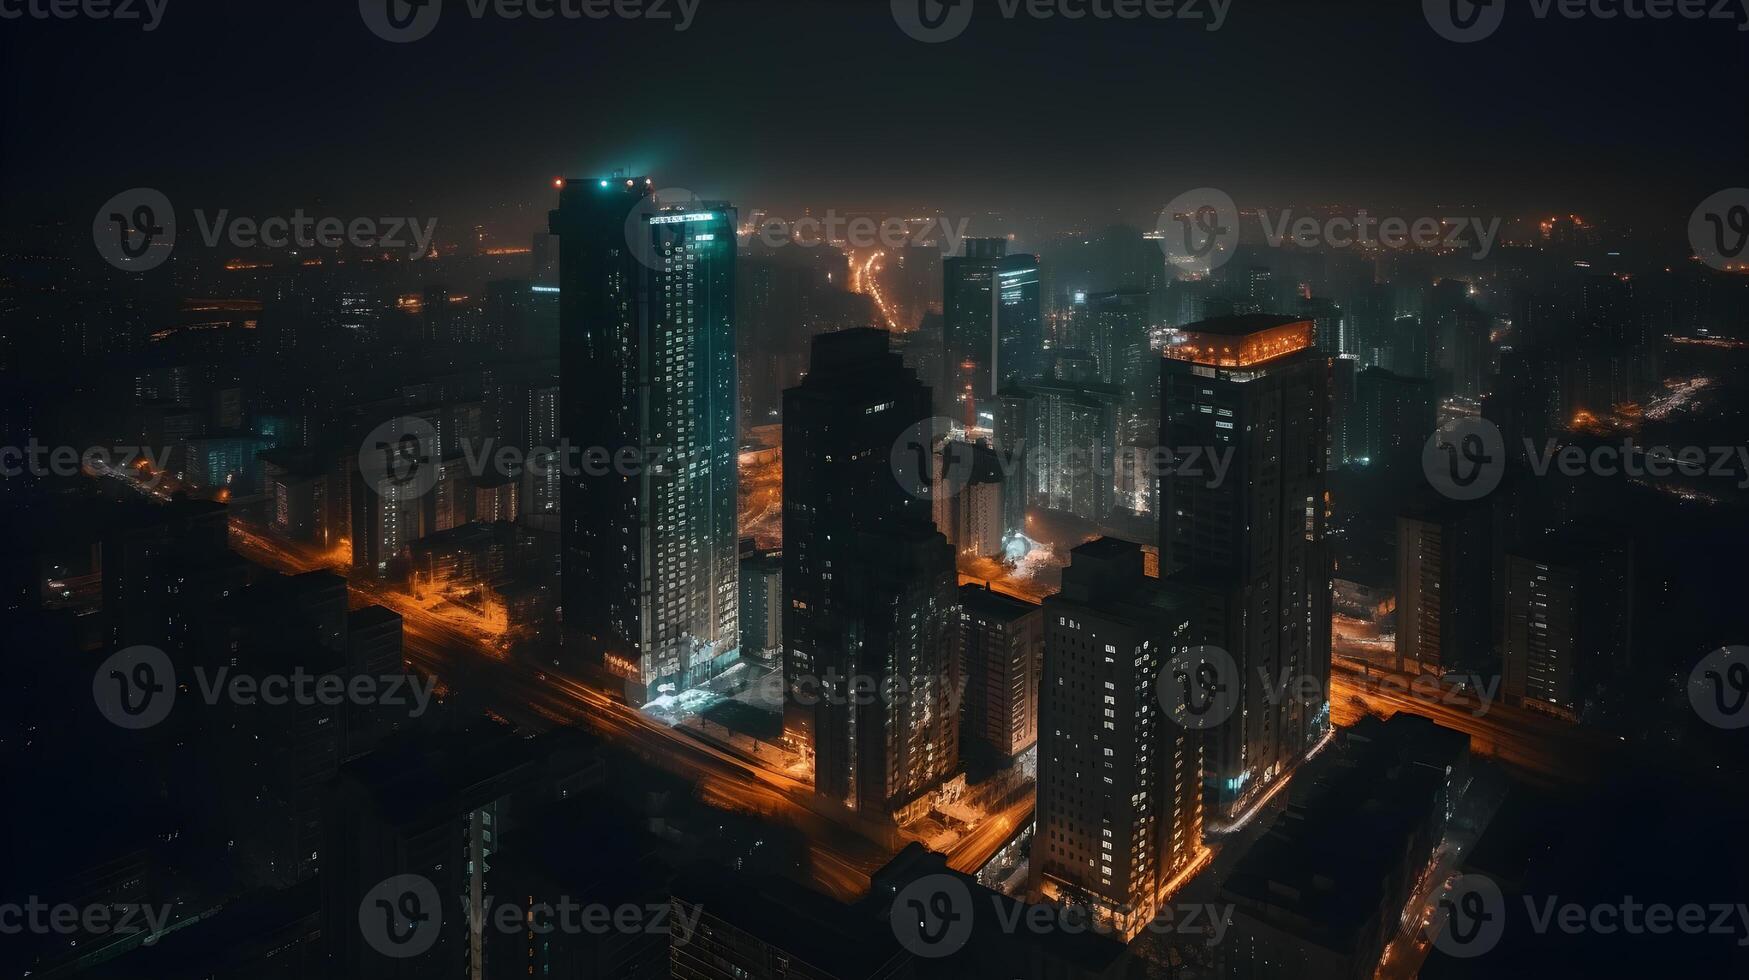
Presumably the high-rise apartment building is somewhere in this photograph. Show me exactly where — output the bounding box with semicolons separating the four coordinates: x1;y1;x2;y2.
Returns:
1158;315;1332;823
1396;497;1491;677
1354;366;1436;473
996;363;1122;526
943;238;1008;417
1032;538;1204;939
782;328;934;739
1503;529;1634;722
813;524;960;823
996;252;1043;390
550;177;739;704
739;545;783;666
958;583;1044;764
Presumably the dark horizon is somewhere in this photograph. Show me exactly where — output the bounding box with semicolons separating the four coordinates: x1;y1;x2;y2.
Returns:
3;0;1745;231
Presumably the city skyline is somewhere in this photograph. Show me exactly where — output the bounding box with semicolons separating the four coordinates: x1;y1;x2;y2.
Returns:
6;4;1749;978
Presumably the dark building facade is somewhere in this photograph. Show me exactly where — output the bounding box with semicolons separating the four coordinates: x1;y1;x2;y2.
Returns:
1158;315;1332;823
782;328;934;741
943;238;1008;418
957;583;1043;764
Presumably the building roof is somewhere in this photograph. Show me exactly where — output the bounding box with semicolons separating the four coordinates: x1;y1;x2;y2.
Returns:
959;582;1041;618
674;868;908;980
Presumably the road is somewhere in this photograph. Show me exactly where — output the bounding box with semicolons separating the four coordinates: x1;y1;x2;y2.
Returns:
1329;660;1616;782
227;519;1042;900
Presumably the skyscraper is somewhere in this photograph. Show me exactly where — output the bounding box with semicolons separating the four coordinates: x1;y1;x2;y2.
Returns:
943;238;1008;418
1032;538;1203;939
996;252;1043;390
738;544;783;667
958;583;1043;764
1354;365;1436;474
1503;528;1634;722
1396;497;1492;677
996;351;1122;526
550;177;739;704
813;524;959;822
1077;289;1155;448
782;328;933;739
1158;315;1332;823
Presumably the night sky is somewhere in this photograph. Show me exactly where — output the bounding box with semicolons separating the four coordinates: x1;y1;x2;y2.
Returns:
2;0;1745;235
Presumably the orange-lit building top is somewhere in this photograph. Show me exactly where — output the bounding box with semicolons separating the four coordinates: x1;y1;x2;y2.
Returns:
1164;315;1315;368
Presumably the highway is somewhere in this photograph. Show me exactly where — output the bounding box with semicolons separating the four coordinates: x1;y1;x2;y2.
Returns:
227;519;1035;900
1329;659;1616;783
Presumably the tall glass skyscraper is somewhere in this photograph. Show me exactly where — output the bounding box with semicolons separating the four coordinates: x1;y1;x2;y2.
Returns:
996;252;1042;390
943;238;1008;418
550;177;739;705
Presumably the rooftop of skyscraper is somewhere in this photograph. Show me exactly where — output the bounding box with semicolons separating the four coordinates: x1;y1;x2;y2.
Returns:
1166;314;1316;368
